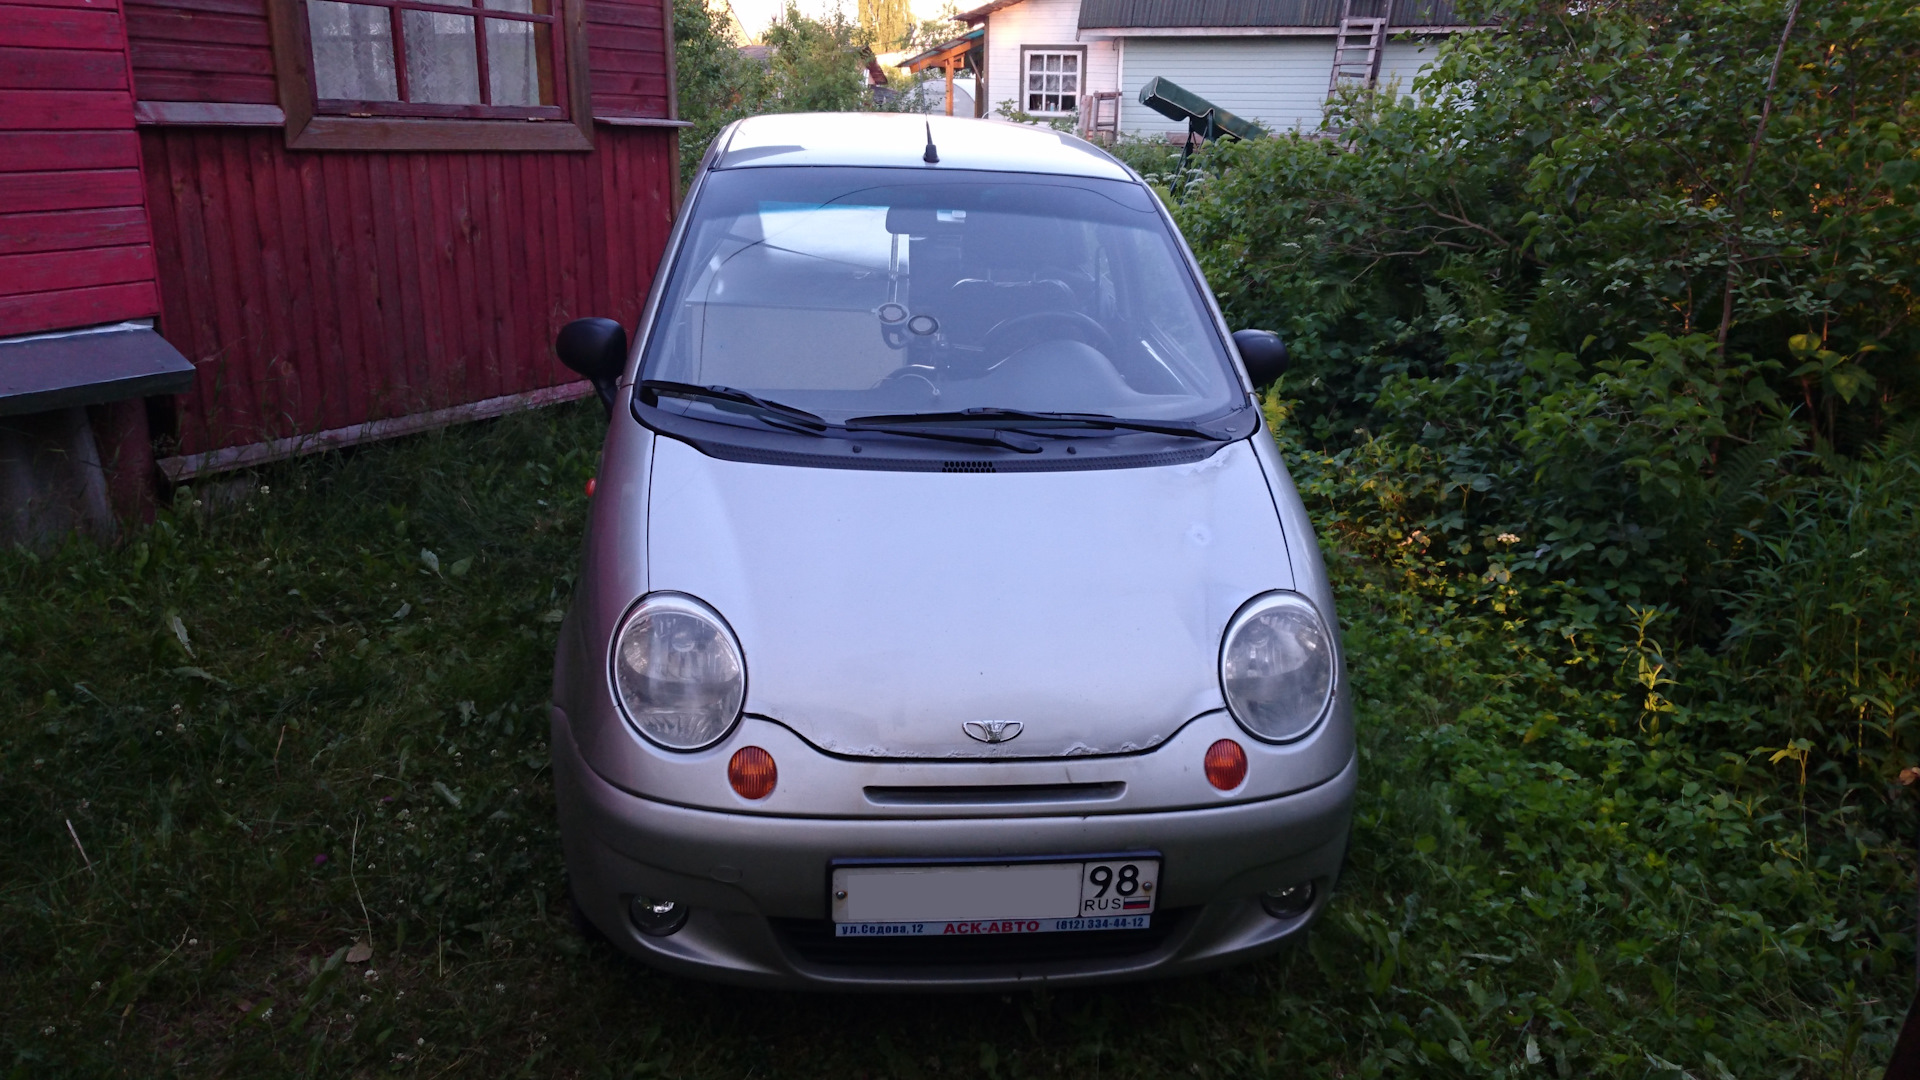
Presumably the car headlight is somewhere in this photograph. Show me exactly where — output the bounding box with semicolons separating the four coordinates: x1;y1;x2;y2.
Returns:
1219;591;1334;742
610;593;745;750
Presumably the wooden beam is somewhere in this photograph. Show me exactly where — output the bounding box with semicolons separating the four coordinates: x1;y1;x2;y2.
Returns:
156;380;598;482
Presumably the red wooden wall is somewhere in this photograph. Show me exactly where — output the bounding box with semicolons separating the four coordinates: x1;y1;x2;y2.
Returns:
115;0;679;458
0;0;162;338
585;0;671;119
140;126;677;454
125;0;276;106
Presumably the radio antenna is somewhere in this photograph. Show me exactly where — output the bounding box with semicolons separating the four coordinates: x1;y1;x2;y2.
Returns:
922;121;939;164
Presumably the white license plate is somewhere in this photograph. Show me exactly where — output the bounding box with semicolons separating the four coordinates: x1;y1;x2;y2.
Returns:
831;857;1160;938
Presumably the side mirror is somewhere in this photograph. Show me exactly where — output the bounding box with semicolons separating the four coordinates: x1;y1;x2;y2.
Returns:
1232;329;1288;388
556;317;628;415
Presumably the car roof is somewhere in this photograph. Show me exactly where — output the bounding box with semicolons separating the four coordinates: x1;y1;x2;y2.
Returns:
713;113;1134;182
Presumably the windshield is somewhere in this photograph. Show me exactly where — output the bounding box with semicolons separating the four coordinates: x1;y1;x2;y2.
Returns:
639;167;1243;424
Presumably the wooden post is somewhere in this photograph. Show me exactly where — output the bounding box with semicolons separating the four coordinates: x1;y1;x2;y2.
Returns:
944;63;955;116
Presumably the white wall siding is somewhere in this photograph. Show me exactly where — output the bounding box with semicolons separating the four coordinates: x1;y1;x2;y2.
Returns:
1117;35;1435;137
980;0;1119;118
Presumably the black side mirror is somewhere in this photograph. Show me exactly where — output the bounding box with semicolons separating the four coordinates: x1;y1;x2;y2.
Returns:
556;317;628;415
1232;329;1288;388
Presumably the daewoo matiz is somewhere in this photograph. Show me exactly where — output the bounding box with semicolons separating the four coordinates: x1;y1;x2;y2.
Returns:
548;112;1354;989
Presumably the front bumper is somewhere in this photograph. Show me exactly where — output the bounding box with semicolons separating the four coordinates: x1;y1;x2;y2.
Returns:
553;709;1355;990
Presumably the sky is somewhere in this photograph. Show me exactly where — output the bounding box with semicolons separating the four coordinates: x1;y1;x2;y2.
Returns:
721;0;957;42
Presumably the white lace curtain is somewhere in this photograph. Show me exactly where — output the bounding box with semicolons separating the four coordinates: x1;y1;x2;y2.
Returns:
307;0;550;107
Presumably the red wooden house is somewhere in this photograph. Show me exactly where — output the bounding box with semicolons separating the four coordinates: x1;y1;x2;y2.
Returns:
1;0;682;543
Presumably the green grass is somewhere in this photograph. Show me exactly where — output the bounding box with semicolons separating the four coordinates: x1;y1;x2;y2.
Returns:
1;402;1907;1078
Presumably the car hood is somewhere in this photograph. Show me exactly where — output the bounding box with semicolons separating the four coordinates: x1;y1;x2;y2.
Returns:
645;436;1293;758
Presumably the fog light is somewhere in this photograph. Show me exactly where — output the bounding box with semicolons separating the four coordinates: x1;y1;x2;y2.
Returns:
1204;738;1247;791
728;745;777;799
629;895;689;937
1261;882;1315;919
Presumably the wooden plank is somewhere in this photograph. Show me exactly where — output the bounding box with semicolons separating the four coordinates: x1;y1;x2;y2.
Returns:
240;129;300;433
440;152;482;406
129;39;274;76
583;0;664;29
217;132;276;436
0;281;159;338
593;113;689;127
138;129;203;446
402;154;444;421
550;150;582;327
477;153;514;399
587;46;667;75
589;70;670;98
0;90;135;131
191;129;260;442
362;153;411;411
0;207;150;256
126;0;268;17
376;154;427;412
590;93;667;118
0;48;129;91
131;69;277;103
133;101;284;125
509;151;549;387
289;149;347;434
150;129;218;451
0;245;154;295
0;6;125;51
0;169;145;214
263;132;322;432
124;7;270;46
0;131;139;172
581;149;609;337
604;132;632;329
583;25;661;54
325;152;377;423
156;380;595;481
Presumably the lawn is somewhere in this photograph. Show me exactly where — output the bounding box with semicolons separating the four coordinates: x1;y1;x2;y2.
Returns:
1;401;1907;1078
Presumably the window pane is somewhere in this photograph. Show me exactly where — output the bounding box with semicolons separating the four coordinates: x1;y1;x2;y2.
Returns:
1028;53;1043;72
1027;93;1041;110
486;18;554;105
1063;74;1077;93
1062;56;1077;73
402;9;481;104
484;0;550;12
308;1;398;101
1045;55;1059;72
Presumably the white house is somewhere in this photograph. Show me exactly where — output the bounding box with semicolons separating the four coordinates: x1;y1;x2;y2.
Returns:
905;0;1477;138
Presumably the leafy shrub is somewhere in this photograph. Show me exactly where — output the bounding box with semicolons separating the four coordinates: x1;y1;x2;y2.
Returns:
1171;0;1920;789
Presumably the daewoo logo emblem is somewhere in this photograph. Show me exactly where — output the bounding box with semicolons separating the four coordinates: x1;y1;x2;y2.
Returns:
963;721;1024;744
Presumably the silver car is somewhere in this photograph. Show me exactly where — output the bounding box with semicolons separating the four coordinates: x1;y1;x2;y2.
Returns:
549;113;1354;989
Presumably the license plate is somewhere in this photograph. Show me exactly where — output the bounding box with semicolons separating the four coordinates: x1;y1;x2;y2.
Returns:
831;857;1160;938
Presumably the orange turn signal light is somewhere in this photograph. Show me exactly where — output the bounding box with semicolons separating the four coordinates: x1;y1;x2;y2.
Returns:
728;746;777;800
1205;738;1247;791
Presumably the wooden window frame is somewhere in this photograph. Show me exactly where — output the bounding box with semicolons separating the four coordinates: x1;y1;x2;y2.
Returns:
1019;45;1085;118
266;0;593;151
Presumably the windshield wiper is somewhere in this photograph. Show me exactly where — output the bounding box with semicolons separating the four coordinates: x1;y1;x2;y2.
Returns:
846;407;1232;441
640;381;829;435
842;420;1043;453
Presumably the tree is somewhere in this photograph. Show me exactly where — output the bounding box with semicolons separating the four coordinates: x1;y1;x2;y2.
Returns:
761;3;871;113
859;0;911;51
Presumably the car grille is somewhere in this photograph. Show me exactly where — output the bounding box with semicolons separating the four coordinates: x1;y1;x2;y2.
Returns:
769;910;1189;968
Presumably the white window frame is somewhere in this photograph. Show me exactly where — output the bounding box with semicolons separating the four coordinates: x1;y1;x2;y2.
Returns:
1019;45;1084;117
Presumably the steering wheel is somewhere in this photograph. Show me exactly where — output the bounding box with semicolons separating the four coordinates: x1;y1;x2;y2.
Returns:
979;310;1116;367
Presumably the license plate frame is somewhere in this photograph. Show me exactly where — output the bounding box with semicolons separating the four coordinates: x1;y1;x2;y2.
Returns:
828;852;1162;938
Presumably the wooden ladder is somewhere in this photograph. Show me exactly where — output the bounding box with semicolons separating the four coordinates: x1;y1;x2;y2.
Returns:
1327;0;1389;97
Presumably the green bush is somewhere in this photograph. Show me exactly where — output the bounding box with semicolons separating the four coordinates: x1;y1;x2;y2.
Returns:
1172;0;1920;789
